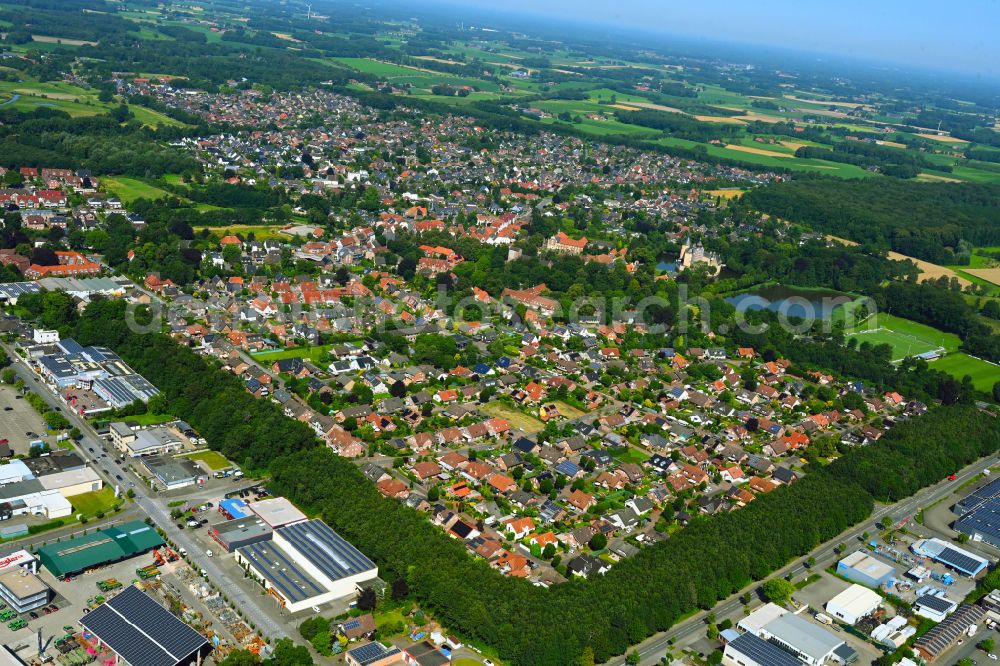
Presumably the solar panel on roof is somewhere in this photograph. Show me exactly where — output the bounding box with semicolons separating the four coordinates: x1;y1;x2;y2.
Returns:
728;632;800;666
343;619;361;630
916;595;955;613
939;547;984;574
348;642;401;666
80;586;208;666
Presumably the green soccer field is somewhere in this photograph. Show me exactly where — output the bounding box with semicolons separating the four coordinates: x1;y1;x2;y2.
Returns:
848;328;940;361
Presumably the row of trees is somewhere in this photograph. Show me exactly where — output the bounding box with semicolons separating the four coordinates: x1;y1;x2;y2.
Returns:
59;298;1000;665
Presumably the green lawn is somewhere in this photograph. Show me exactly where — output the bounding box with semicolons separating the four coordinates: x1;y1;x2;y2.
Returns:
610;447;650;464
180;450;232;471
931;354;1000;392
251;344;333;363
847;328;939;361
72;487;121;517
126;412;174;426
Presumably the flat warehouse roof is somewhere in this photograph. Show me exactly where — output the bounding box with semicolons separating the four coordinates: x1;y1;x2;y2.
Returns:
80;585;209;666
36;520;163;577
277;519;376;582
238;541;326;604
765;613;843;662
248;497;307;528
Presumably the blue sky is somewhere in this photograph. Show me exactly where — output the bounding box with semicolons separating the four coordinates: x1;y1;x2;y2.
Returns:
455;0;1000;78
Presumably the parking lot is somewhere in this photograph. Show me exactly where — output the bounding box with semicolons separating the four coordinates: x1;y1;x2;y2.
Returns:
0;385;54;457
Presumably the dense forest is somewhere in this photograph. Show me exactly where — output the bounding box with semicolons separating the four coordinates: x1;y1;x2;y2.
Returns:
53;299;1000;665
743;179;1000;265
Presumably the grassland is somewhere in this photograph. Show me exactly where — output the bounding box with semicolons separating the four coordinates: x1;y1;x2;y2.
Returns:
180;450;233;471
480;401;544;433
610;447;650;464
103;177;176;203
127;412;175;426
552;400;586;419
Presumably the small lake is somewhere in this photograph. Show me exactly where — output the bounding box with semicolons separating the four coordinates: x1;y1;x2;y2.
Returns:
725;285;853;320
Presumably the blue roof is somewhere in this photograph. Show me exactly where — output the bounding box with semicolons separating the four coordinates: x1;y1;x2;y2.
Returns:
219;498;250;520
473;363;491;374
496;356;511;368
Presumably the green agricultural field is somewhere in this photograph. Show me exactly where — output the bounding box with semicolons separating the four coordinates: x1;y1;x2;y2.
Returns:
181;450;233;471
930;353;1000;391
103;177;176;203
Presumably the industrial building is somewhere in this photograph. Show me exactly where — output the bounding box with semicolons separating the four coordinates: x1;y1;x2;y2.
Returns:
236;519;378;613
954;496;1000;548
955;476;1000;515
0;550;37;575
248;497;307;528
218;498;251;520
723;631;801;666
37;520;164;578
143;455;206;490
33;339;159;408
0;452;99;519
911;538;989;577
913;603;986;662
825;584;882;625
208;516;272;553
836;550;895;589
0;568;50;613
109;423;183;458
759;613;851;666
80;585;211;666
913;592;958;622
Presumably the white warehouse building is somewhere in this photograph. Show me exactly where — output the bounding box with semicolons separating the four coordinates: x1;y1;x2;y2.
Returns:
236;519;377;613
825;584;883;625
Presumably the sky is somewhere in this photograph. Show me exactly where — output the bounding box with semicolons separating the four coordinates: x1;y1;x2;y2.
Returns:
454;0;1000;79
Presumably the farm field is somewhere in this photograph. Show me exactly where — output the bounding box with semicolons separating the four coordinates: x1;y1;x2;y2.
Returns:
480;401;544;434
180;450;232;471
930;353;1000;391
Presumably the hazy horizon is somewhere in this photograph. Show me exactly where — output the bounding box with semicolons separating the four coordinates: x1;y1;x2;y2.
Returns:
443;0;1000;81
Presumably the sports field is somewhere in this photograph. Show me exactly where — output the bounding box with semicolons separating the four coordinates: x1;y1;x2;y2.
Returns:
930;353;1000;392
846;313;959;361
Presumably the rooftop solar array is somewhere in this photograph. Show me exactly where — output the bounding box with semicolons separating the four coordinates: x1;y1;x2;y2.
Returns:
347;642;402;666
0;282;41;300
956;477;1000;514
80;586;208;666
237;541;325;604
938;546;987;575
277;520;376;582
915;594;956;614
727;632;800;666
955;496;1000;544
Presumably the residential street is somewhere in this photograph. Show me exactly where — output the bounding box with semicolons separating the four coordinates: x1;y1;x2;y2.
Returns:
606;453;1000;665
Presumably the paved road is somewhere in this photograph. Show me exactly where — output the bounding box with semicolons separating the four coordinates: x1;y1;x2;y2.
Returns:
606;453;999;665
1;342;290;641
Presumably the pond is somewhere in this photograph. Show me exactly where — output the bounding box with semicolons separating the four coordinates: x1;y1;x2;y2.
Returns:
725;284;853;320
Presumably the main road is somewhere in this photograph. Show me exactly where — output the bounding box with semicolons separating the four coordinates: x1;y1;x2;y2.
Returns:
0;341;290;641
606;452;997;665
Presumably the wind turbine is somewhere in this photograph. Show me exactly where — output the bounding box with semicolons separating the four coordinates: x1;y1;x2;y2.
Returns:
306;4;312;19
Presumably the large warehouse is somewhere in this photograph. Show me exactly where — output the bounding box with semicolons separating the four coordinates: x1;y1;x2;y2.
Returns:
723;631;801;666
911;538;989;577
837;551;896;589
80;585;211;666
825;584;882;625
248;497;307;528
236;519;378;613
954;496;1000;548
37;520;163;577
